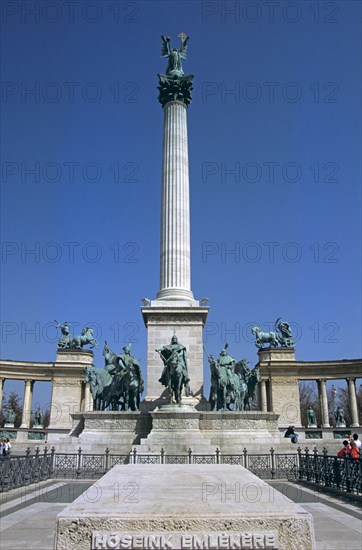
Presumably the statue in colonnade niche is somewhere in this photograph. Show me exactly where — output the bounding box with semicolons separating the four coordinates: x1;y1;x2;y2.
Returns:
5;407;15;425
307;406;317;427
335;406;346;427
34;407;44;427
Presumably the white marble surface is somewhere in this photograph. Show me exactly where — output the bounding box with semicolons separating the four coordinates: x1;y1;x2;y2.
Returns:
55;465;315;549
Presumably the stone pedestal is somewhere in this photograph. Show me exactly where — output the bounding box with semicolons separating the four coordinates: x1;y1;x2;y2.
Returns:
55;464;315;550
257;348;302;428
138;404;214;454
141;306;208;409
48;349;93;439
69;411;151;454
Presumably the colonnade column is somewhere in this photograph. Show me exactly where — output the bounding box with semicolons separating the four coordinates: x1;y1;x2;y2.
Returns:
260;380;268;412
20;379;33;428
0;378;4;413
347;377;359;427
317;379;330;427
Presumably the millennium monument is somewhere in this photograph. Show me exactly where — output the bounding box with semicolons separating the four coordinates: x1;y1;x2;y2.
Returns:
141;33;208;409
1;35;360;453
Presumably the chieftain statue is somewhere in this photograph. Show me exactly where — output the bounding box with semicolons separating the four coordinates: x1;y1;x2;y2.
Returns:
55;320;98;349
158;33;194;108
307;406;317;428
156;333;190;404
34;407;44;427
335;406;346;428
251;318;296;349
5;407;16;425
84;341;144;411
207;344;260;412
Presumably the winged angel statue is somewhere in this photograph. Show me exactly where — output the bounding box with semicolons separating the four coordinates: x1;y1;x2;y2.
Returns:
161;34;189;78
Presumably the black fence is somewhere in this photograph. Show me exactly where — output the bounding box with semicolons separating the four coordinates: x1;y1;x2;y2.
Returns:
0;446;360;496
297;446;362;495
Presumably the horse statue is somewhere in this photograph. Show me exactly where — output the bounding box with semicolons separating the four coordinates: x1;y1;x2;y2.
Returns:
157;335;190;404
120;360;144;411
251;326;279;349
101;341;144;411
234;359;251;411
243;366;261;410
208;355;241;411
163;349;189;404
71;327;98;349
84;366;113;410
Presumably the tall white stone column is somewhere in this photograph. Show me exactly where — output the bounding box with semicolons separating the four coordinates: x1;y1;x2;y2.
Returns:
347;377;359;427
142;57;208;409
318;379;330;427
157;100;194;301
20;379;33;428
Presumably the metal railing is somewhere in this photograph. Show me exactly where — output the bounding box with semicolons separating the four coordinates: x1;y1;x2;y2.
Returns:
297;446;362;495
0;446;360;496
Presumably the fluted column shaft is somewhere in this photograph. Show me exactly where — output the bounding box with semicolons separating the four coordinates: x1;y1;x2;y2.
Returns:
347;378;359;427
157;100;194;301
21;379;33;428
318;379;330;427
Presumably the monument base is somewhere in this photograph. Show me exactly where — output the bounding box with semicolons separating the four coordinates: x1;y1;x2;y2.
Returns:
55;464;315;550
59;410;282;454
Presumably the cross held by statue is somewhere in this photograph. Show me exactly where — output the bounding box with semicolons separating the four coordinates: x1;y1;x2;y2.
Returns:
178;32;187;42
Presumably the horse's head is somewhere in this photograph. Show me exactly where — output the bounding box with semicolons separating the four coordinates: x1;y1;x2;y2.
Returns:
251;326;260;336
84;366;94;383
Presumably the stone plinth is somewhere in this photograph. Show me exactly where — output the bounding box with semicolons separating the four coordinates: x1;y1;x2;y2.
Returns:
141;306;208;409
48;349;93;439
70;411;151;453
257;348;302;428
200;411;282;452
137;408;281;454
55;464;315;550
138;404;214;454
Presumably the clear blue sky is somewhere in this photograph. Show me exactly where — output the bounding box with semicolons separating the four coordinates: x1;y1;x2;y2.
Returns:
1;1;361;405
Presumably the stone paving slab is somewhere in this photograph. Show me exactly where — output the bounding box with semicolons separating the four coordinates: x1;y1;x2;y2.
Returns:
302;503;362;550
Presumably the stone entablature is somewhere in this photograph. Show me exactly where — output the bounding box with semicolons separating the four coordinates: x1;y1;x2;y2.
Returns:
257;349;361;429
0;360;55;381
0;350;94;439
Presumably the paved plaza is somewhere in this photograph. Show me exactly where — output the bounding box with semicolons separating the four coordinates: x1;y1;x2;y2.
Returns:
0;478;361;550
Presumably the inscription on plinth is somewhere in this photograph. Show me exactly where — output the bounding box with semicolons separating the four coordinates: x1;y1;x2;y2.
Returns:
92;531;279;549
